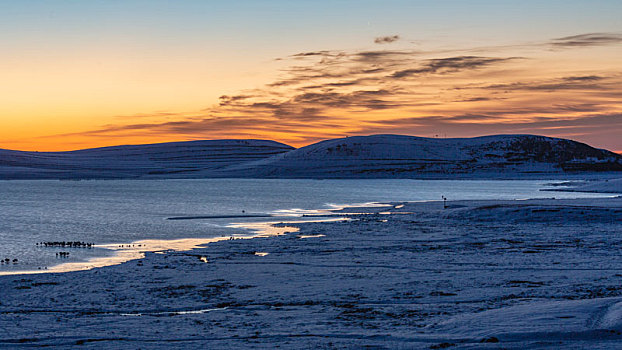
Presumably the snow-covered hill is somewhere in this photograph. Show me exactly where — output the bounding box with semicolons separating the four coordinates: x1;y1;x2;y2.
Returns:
0;135;620;179
0;139;293;179
224;134;622;178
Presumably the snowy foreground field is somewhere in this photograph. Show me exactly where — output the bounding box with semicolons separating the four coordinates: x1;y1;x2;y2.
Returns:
1;194;622;348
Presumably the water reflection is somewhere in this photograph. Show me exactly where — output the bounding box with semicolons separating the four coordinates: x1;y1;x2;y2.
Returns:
0;214;342;275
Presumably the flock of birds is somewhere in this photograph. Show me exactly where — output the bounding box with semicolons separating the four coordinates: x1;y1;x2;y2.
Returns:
0;258;18;264
1;241;97;269
36;241;94;248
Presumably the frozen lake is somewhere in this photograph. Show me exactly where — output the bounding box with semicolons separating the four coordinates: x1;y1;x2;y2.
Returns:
0;179;614;273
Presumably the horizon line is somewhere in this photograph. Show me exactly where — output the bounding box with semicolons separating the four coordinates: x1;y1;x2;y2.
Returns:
2;133;621;155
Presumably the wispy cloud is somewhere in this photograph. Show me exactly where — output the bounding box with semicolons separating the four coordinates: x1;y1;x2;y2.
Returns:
483;75;613;92
550;33;622;48
390;56;519;78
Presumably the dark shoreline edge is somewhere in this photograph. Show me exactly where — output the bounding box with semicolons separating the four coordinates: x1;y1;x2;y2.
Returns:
167;214;273;220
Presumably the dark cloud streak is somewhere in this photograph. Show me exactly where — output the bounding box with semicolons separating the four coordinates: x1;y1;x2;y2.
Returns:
391;56;518;78
374;35;400;44
485;75;613;92
551;33;622;48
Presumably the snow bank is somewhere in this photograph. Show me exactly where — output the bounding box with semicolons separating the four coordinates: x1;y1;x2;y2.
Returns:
568;178;622;193
434;297;622;341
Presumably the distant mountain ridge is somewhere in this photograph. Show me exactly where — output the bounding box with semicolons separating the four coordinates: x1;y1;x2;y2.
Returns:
0;135;620;179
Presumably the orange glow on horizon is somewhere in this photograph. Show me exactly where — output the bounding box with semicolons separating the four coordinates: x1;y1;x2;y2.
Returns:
1;26;621;153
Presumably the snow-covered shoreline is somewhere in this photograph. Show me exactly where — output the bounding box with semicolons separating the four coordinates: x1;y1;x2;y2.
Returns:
0;203;364;276
545;178;622;194
1;196;622;348
0;221;300;276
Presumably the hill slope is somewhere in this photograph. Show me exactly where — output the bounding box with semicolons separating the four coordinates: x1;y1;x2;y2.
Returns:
222;134;622;178
0;135;620;179
0;139;293;179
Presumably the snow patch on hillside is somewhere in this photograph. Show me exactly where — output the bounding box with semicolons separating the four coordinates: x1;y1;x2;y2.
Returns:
0;139;293;179
229;134;622;178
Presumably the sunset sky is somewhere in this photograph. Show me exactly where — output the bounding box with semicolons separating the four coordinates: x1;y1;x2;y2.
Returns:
1;0;621;152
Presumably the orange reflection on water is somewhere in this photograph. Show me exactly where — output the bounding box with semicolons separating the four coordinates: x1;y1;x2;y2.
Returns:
0;207;356;276
0;217;329;276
